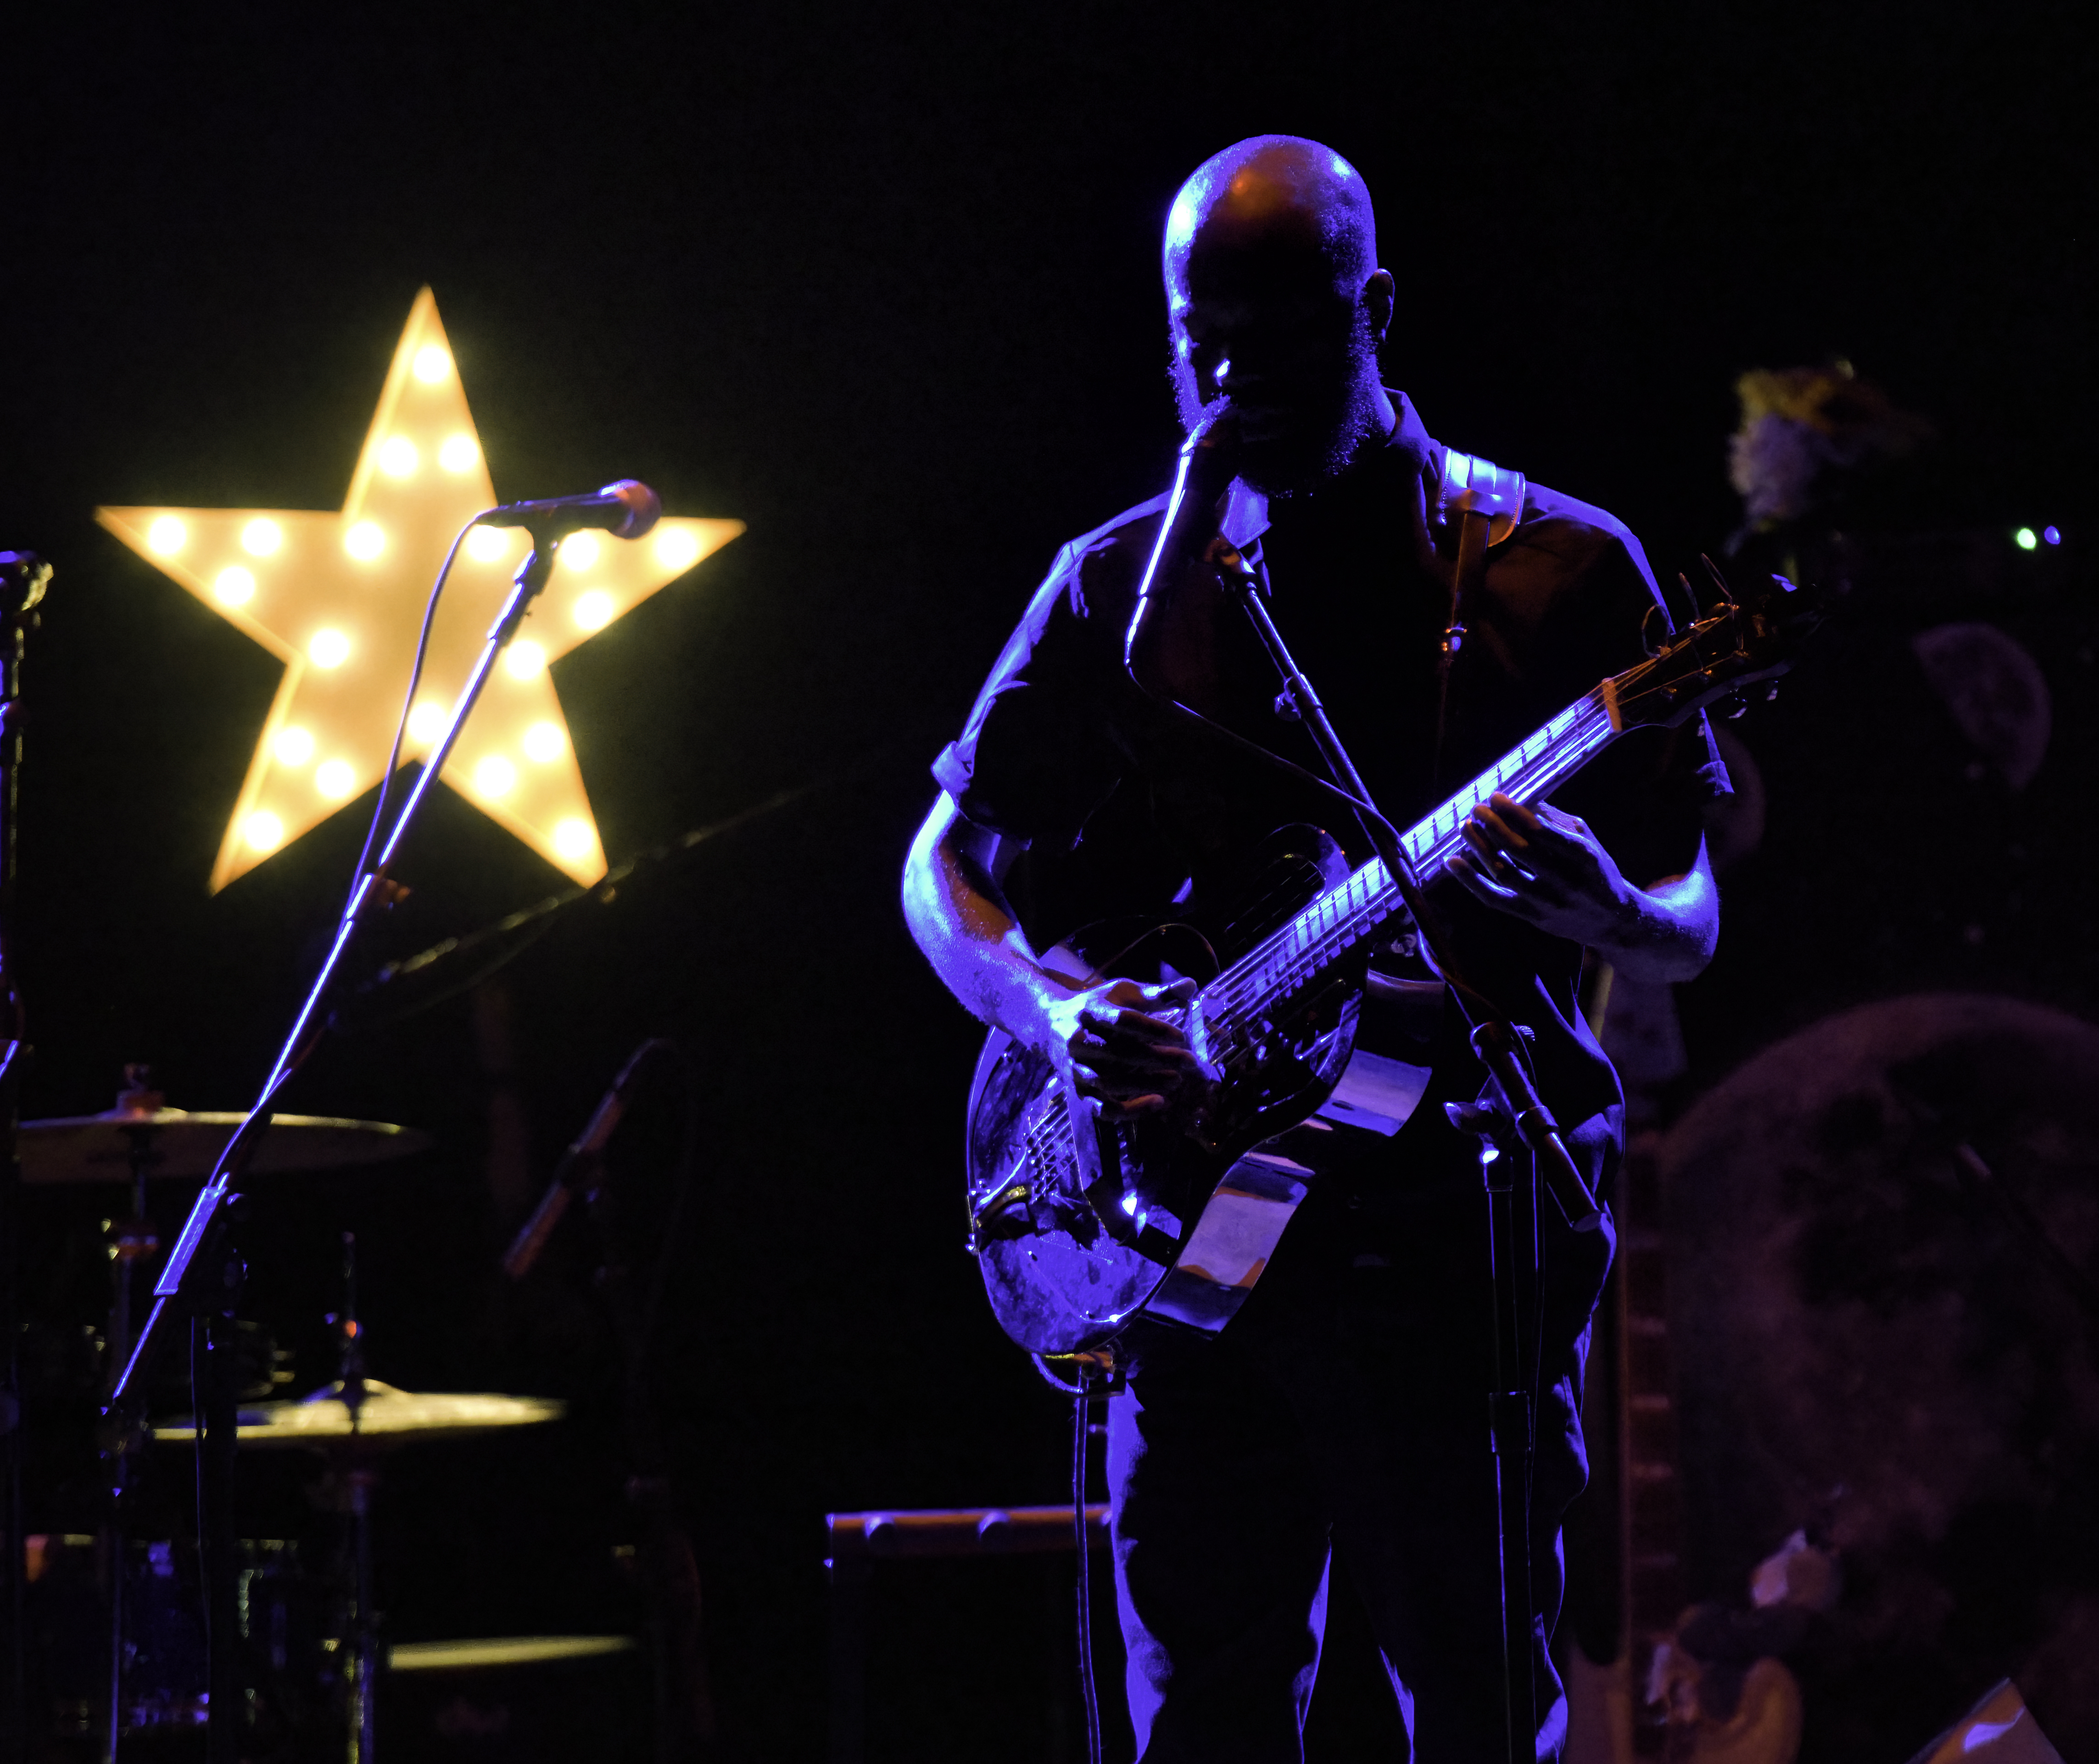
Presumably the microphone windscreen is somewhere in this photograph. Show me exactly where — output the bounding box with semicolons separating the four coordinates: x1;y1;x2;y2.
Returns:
601;479;662;540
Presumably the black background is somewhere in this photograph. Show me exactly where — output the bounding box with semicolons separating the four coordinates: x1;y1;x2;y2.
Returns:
1;3;2092;1758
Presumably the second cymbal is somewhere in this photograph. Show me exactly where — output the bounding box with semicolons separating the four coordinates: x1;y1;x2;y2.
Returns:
18;1109;431;1186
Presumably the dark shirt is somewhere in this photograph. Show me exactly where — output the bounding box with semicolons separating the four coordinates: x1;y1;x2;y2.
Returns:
933;393;1729;1188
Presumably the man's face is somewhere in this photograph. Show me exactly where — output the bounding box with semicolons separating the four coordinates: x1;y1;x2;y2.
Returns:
1167;237;1384;495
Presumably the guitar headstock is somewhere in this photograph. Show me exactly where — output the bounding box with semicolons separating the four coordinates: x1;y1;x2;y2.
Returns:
1607;569;1824;731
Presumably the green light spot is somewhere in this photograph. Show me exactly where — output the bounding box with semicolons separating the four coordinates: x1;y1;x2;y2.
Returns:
2015;527;2039;551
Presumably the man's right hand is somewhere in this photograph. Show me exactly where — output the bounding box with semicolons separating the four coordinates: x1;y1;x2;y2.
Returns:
1038;977;1206;1120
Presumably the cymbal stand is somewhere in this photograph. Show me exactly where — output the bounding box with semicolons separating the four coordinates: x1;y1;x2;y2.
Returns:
197;1247;246;1764
329;1234;378;1764
108;1071;167;1390
101;1075;166;1764
0;550;51;1764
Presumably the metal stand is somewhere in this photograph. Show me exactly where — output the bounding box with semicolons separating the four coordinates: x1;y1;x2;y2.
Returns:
102;1087;167;1764
329;1234;378;1764
565;1045;717;1764
1223;553;1546;1757
1122;427;1588;1759
103;532;570;1762
0;550;51;1764
197;1252;246;1764
342;1467;378;1764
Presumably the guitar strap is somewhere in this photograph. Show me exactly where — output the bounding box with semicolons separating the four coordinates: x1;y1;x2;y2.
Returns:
1433;448;1526;788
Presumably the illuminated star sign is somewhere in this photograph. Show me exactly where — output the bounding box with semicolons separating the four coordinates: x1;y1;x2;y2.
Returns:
97;288;742;892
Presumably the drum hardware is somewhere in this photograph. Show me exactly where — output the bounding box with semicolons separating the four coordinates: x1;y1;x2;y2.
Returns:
142;1237;564;1764
1;549;54;1763
23;1070;475;1764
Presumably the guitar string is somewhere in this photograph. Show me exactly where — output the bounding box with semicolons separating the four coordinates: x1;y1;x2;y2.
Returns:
1202;694;1619;1050
1213;693;1614;1004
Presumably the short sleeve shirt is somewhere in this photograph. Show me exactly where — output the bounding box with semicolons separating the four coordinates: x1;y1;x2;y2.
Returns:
932;393;1729;1183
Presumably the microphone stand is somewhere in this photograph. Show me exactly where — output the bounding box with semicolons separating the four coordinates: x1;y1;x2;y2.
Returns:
103;531;569;1763
0;551;50;1764
1124;429;1592;1761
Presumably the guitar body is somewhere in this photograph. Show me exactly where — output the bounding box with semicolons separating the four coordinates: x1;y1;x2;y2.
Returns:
965;825;1431;1361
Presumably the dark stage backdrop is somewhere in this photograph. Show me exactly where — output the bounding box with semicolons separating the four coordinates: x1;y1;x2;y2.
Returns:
1;4;2092;1760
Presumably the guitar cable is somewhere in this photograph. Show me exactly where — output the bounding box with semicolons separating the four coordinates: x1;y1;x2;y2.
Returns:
1073;1370;1105;1764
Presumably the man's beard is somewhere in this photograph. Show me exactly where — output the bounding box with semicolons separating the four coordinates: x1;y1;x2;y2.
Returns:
1169;310;1385;497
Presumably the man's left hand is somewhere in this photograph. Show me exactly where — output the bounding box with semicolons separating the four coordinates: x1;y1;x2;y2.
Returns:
1443;793;1637;948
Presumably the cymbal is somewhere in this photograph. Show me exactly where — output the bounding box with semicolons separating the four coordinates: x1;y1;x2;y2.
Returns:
151;1379;564;1449
389;1636;635;1672
17;1109;431;1185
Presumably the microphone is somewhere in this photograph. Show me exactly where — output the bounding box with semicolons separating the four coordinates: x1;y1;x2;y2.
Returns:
500;1038;675;1280
482;479;662;540
1123;411;1240;684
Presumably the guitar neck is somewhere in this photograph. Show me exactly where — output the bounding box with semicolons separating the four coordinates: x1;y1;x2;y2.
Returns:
1203;686;1619;1051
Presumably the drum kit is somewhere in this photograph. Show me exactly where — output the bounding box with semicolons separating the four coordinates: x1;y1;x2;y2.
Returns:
17;1067;622;1764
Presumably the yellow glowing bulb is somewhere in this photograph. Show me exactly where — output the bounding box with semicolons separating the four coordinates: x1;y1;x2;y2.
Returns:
345;521;385;561
474;756;516;798
309;629;352;669
572;590;614;631
503;639;547;680
242;518;283;556
273;726;315;767
377;435;419;478
655;527;701;571
315;759;357;800
439;434;479;474
522;721;565;763
466;525;510;563
553;819;596;862
559;532;601;571
213;566;256;608
413;345;452;383
147;517;186;555
245;811;285;853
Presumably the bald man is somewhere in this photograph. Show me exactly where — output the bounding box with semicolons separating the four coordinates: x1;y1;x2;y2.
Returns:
904;137;1726;1760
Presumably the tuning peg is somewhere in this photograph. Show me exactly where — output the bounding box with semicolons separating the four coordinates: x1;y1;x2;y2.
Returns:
1641;602;1673;657
1763;683;1781;703
1673;572;1702;630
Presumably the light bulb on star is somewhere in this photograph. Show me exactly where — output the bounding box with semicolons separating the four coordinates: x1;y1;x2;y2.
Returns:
97;287;744;891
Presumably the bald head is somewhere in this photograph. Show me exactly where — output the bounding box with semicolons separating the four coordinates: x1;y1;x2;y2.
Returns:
1163;135;1378;296
1161;137;1394;492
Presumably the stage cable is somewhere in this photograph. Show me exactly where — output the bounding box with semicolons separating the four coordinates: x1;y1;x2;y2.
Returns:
346;510;493;889
1073;1372;1104;1764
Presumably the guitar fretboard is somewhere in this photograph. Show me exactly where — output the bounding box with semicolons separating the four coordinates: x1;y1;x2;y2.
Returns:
1201;687;1619;1059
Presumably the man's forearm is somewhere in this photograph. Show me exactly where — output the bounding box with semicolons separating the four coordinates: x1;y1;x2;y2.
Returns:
1591;856;1719;984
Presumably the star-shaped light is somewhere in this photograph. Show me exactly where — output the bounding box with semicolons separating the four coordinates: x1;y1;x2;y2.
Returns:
97;288;743;892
